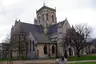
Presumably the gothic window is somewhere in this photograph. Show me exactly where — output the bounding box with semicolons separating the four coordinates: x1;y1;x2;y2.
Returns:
69;48;72;56
52;45;55;54
46;13;48;21
29;40;31;52
52;15;54;22
64;50;68;58
38;17;40;23
33;41;35;51
44;45;47;54
42;14;44;21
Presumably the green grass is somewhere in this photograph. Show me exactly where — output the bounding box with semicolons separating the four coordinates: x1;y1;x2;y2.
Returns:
0;58;11;61
69;62;96;64
68;55;96;61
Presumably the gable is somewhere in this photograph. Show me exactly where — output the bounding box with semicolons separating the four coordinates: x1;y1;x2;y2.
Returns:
58;19;71;34
37;6;56;13
28;32;36;42
62;19;71;31
58;23;63;28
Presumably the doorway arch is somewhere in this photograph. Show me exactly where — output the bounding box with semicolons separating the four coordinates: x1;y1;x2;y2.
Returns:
44;45;47;55
52;45;55;54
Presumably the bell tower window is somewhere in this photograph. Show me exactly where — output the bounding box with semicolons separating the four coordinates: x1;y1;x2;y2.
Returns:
46;13;48;21
52;15;54;22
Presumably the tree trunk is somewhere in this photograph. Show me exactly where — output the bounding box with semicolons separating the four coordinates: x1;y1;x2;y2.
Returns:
76;50;80;57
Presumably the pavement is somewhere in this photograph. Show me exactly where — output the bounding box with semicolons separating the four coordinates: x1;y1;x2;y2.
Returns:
58;60;96;64
67;60;96;63
1;59;96;64
24;59;57;64
4;60;57;64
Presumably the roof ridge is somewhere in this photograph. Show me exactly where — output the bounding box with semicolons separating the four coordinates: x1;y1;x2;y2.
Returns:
20;22;40;26
37;6;56;13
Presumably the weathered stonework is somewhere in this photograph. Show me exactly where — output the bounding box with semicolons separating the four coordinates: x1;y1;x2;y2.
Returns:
11;5;75;59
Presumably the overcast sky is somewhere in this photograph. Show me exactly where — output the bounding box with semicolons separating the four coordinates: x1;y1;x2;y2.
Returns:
0;0;96;42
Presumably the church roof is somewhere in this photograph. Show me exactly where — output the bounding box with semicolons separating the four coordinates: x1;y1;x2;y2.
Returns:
20;22;51;44
37;6;56;13
48;20;66;34
48;23;58;34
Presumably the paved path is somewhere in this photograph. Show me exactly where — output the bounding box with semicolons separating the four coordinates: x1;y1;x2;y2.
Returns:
1;60;96;64
67;60;96;63
2;60;58;64
58;60;96;64
24;59;57;64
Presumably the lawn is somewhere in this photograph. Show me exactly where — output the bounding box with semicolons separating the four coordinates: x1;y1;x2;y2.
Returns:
69;62;96;64
68;55;96;61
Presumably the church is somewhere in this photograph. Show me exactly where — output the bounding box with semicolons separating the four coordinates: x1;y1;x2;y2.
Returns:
11;5;74;59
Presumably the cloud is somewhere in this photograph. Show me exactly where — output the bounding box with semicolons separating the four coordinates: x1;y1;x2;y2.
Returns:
0;0;96;42
0;0;22;7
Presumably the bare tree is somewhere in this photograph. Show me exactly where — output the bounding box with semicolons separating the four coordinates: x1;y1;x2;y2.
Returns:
1;34;13;64
62;36;69;60
65;24;92;57
2;34;10;58
2;34;10;43
10;32;28;60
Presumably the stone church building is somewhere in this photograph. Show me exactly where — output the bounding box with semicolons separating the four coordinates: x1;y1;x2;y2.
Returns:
11;5;74;59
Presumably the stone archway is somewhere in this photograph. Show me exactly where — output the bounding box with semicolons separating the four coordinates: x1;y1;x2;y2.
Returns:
64;50;68;58
52;45;55;55
44;45;47;55
68;48;72;56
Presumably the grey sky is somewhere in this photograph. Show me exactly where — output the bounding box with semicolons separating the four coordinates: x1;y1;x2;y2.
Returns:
0;0;96;42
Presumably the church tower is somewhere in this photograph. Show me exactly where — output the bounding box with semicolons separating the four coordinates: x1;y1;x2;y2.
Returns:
35;5;57;28
34;5;57;34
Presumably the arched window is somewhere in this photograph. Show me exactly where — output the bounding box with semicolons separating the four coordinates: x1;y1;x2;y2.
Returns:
44;45;47;54
33;41;35;51
69;48;72;56
38;17;40;23
46;13;48;21
52;45;55;54
29;40;31;52
52;15;54;22
42;14;44;21
64;50;68;58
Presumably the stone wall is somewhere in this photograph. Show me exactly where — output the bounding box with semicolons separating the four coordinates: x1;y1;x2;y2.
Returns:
37;44;56;58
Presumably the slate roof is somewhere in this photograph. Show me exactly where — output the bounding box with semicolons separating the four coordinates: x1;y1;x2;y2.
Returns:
18;19;66;43
37;6;56;13
20;22;51;44
48;20;65;34
48;23;58;34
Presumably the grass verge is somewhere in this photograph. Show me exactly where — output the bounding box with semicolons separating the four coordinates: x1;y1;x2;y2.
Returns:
69;62;96;64
68;55;96;61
